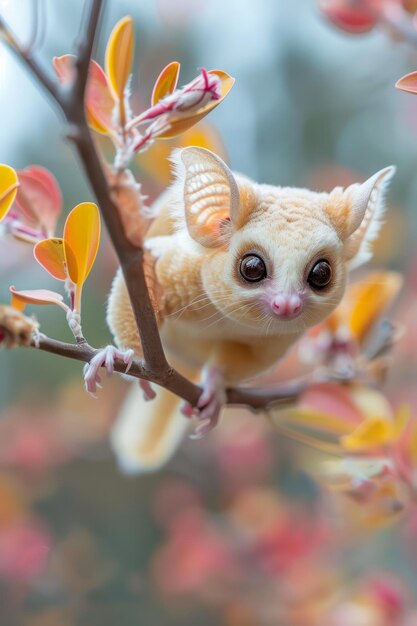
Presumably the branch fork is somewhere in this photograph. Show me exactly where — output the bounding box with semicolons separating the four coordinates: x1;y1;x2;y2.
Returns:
0;0;309;418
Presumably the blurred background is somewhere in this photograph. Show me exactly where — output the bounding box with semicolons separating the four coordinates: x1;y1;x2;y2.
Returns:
1;0;417;624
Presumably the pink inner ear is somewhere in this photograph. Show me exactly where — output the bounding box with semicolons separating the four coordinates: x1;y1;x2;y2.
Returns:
209;212;231;245
219;216;231;233
190;209;230;248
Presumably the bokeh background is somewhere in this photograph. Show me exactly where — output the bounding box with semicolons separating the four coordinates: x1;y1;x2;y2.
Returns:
1;0;417;624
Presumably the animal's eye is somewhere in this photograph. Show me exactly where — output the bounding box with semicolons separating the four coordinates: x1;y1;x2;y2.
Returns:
307;259;332;290
239;254;267;283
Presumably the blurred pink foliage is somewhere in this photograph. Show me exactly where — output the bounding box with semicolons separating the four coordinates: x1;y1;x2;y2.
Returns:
319;0;417;34
0;522;51;582
3;165;62;243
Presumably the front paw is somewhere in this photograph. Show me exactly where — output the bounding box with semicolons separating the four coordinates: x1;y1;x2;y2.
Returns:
83;345;134;395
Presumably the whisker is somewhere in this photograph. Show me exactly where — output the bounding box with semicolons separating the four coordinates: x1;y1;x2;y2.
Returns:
201;300;261;329
168;289;237;318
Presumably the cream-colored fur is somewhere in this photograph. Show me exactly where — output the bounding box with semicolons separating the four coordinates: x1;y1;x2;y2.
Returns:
107;147;395;473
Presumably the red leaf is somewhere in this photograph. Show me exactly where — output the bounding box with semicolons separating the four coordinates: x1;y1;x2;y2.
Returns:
16;166;62;235
86;60;116;134
53;55;116;135
319;0;379;34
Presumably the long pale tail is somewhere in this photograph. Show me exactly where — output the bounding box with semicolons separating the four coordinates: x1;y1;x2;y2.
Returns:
110;366;199;474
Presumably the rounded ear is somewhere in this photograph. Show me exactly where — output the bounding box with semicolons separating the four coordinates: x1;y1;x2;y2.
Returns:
342;166;396;269
179;146;240;248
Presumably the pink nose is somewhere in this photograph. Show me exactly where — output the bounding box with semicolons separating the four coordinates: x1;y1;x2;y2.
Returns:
271;293;303;320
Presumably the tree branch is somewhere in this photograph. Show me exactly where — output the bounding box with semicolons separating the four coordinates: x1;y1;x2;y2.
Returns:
1;2;169;371
0;1;305;414
30;332;303;409
73;0;103;103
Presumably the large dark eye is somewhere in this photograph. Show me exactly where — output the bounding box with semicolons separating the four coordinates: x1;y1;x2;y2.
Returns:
307;259;332;290
239;254;267;283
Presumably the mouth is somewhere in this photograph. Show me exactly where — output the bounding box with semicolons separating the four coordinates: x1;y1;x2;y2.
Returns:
267;313;306;335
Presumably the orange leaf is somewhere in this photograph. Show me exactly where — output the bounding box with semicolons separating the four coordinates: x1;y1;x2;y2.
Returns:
151;61;180;105
9;286;68;311
392;405;410;440
54;55;116;135
396;71;417;95
348;272;402;345
34;238;67;281
63;203;101;310
341;416;391;451
156;70;235;139
137;121;227;186
0;164;18;221
86;60;116;134
105;16;134;101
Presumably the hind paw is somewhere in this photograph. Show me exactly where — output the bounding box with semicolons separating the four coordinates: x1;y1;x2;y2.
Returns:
182;366;226;439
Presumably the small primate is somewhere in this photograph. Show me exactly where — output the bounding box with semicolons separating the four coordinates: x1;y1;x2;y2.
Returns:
101;147;394;472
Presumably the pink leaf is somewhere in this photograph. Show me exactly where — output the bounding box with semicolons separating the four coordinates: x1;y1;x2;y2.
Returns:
86;60;117;135
318;0;379;34
396;71;417;95
16;166;62;235
298;383;363;426
53;55;116;135
52;54;75;84
9;286;68;311
0;522;51;582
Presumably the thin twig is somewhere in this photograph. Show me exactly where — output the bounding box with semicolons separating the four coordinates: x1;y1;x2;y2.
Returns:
0;14;59;101
73;0;102;103
0;0;306;413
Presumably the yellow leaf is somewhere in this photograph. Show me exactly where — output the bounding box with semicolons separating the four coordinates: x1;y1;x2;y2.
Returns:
281;406;354;436
137;121;227;186
33;238;67;281
348;271;403;345
63;202;101;310
151;61;180;105
179;123;227;156
157;70;235;139
105;16;134;101
341;415;391;452
9;294;26;312
391;404;410;441
0;164;18;221
408;422;417;465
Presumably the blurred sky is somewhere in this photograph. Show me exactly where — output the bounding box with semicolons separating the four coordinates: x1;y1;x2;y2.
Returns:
1;0;417;181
